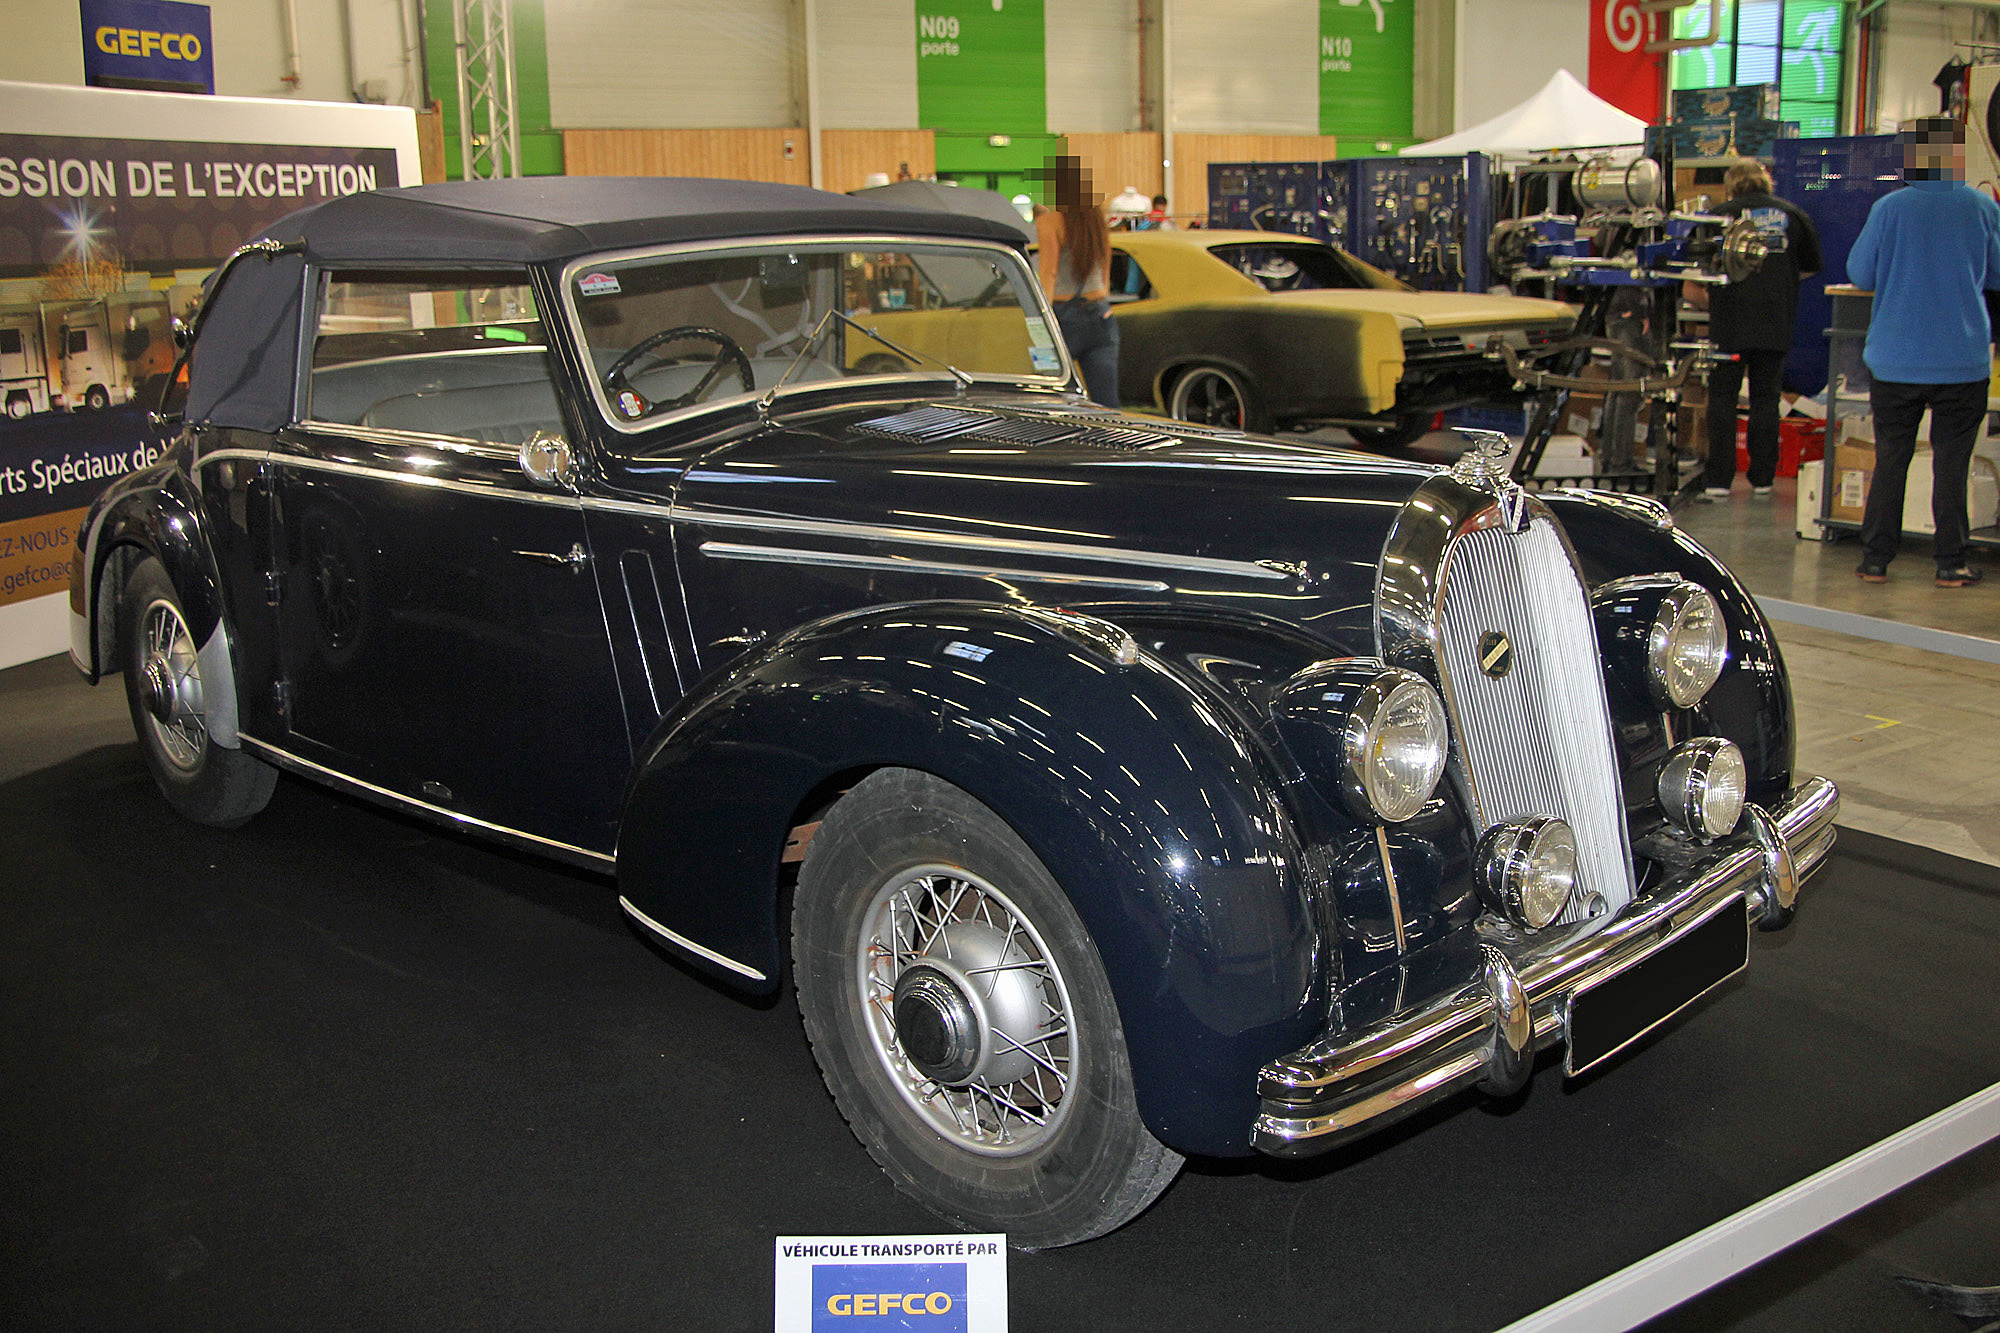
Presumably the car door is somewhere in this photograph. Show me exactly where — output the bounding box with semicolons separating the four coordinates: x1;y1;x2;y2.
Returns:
267;269;626;859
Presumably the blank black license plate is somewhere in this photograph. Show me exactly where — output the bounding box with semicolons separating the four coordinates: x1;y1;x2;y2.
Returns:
1565;899;1750;1076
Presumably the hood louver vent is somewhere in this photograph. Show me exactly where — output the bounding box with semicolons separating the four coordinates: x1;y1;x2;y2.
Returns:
855;407;1176;453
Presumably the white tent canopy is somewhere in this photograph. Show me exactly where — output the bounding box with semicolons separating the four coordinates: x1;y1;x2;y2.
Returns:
1400;69;1648;157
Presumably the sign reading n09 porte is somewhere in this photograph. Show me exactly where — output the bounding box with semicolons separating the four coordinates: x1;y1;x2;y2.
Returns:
1319;0;1416;143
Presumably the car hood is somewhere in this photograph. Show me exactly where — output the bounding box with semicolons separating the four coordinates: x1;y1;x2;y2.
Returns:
1264;288;1575;333
660;399;1440;656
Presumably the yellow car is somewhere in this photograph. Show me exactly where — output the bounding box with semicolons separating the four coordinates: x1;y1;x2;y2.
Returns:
1109;229;1576;447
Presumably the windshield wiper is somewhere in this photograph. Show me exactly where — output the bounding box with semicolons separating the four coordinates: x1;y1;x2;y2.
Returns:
760;307;972;418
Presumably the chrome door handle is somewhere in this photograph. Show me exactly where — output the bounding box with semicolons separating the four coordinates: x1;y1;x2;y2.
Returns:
512;541;592;573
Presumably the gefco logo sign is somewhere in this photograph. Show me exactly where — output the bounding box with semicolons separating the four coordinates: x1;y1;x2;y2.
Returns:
811;1262;967;1330
80;0;214;95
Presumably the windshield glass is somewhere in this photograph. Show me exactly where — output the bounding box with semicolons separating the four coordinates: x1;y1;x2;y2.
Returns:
1208;242;1409;293
567;241;1063;430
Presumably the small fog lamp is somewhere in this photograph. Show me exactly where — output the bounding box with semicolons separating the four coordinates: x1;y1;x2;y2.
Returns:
1477;817;1578;931
1657;736;1747;840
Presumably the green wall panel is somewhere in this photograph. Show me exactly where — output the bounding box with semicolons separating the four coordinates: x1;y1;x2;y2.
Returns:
1319;0;1415;141
424;0;565;180
915;0;1046;134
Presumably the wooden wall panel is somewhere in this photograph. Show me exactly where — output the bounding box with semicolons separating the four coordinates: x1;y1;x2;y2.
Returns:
1170;134;1339;227
561;129;812;186
1062;133;1166;216
818;131;937;195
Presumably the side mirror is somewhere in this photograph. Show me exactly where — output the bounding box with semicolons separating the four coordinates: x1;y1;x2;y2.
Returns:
518;431;578;492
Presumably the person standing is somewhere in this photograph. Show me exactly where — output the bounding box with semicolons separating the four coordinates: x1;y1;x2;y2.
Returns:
1036;155;1120;408
1696;159;1822;500
1848;116;2000;587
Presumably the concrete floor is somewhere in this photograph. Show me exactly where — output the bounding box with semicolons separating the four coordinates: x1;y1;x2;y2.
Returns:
1674;473;2000;867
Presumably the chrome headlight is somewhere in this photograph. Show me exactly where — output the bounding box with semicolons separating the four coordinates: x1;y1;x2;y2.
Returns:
1477;817;1577;930
1649;586;1728;709
1657;736;1746;840
1272;663;1449;824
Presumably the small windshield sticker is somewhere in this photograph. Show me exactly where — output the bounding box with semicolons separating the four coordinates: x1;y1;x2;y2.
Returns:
618;391;645;418
578;272;621;296
1029;347;1059;372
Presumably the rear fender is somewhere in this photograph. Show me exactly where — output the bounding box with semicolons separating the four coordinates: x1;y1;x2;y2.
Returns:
615;601;1329;1156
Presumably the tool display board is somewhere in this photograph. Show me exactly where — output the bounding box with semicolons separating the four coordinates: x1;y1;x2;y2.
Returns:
1207;154;1491;292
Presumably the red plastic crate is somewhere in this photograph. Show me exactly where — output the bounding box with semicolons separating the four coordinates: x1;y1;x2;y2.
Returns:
1735;416;1826;478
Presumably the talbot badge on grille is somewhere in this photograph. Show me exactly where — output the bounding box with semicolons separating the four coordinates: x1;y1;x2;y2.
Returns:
1478;631;1515;678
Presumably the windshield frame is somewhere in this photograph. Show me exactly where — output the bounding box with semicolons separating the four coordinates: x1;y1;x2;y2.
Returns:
557;233;1070;436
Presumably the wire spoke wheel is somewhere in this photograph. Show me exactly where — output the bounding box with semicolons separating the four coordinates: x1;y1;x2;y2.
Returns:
858;865;1074;1155
119;556;277;827
793;768;1181;1247
138;597;207;772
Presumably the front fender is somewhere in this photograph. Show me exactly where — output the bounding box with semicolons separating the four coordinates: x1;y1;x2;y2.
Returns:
69;453;228;692
615;601;1329;1156
1547;493;1794;799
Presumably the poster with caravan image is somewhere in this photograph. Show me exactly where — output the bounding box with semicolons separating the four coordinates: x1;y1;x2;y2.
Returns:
0;81;420;669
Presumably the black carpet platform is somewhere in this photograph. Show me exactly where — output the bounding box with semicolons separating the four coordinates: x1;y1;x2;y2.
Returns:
3;654;1996;1332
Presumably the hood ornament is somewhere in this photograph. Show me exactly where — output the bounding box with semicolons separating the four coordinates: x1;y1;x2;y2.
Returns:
1449;428;1531;533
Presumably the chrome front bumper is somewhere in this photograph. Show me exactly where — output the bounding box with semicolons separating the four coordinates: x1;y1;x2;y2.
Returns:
1252;775;1839;1157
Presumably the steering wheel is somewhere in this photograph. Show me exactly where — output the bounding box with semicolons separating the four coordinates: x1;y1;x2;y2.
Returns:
603;325;755;420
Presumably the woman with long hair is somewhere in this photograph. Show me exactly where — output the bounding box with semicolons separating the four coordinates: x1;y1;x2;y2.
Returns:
1035;155;1120;407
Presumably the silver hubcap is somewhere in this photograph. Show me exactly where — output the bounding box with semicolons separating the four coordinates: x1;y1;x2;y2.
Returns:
139;598;207;773
858;865;1074;1155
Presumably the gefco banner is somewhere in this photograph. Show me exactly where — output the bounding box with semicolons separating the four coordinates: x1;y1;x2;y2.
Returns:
0;130;397;610
80;0;214;95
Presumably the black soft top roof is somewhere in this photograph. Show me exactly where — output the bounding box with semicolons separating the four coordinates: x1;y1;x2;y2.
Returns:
256;176;1028;265
186;176;1029;430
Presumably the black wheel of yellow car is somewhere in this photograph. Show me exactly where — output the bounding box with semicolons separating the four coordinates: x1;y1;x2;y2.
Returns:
1167;364;1267;432
792;768;1182;1248
1347;412;1433;452
120;557;277;828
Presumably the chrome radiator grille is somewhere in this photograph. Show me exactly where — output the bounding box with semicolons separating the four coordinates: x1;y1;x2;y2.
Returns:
1435;518;1634;922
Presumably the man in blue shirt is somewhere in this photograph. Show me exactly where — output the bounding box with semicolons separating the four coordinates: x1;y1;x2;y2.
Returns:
1847;115;2000;587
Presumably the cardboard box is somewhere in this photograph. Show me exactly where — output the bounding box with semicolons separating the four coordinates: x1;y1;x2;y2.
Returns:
1673;85;1782;124
1796;459;1824;538
1830;440;1873;523
1561;392;1605;443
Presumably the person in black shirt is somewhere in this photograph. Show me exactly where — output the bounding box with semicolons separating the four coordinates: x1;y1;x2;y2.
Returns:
1693;159;1823;499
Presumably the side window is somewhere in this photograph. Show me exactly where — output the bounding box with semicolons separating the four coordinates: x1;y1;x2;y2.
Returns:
1109;252;1154;303
0;328;21;356
307;272;563;448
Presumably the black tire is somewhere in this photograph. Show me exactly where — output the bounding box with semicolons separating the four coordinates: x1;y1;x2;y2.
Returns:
120;557;276;828
1347;411;1433;451
793;768;1182;1248
1167;364;1268;432
84;384;110;411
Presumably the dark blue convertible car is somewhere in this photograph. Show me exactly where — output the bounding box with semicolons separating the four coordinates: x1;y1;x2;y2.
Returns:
70;177;1837;1247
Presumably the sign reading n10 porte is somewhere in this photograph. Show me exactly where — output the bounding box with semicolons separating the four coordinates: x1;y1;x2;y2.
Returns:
1320;0;1415;143
915;0;1046;134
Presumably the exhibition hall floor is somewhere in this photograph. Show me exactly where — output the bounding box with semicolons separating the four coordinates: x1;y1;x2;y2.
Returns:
3;615;1997;1330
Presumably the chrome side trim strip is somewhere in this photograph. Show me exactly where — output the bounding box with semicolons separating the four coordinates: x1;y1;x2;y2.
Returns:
253;453;582;509
651;503;1288;583
619;895;769;982
237;734;617;868
191;448;272;471
698;540;1171;592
